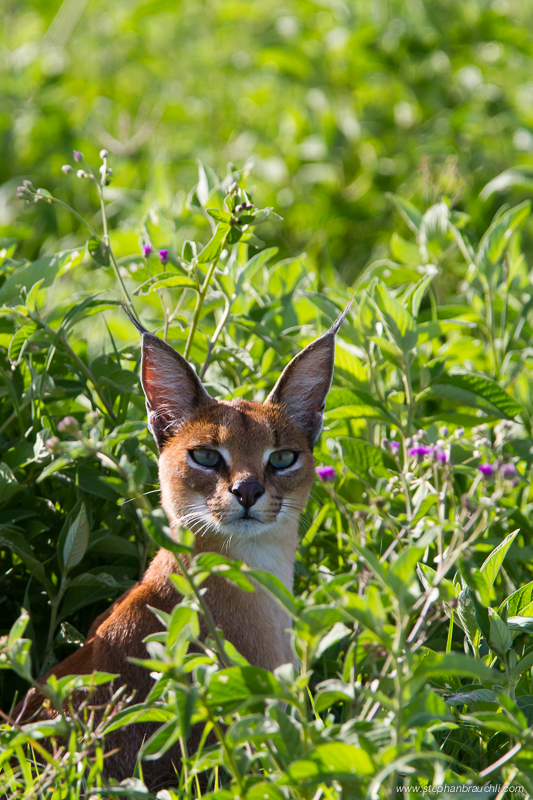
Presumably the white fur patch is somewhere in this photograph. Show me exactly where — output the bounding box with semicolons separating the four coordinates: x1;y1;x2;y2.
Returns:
227;526;295;590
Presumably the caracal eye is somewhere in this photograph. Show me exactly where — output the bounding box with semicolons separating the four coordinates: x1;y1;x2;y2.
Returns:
190;448;222;468
269;450;298;469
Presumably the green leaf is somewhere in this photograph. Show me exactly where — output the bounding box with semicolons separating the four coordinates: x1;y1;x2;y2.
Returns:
517;694;533;725
511;647;533;681
242;567;299;619
418;372;523;420
246;784;285;800
374;284;417;353
476;201;531;272
279;743;374;786
198;223;230;263
62;504;90;574
488;608;513;657
206;207;231;223
168;606;200;648
87;236;110;266
135;275;197;296
481;167;533;200
0;463;22;505
206;666;283;714
444;688;498;707
340;438;384;476
235;247;278;293
104;705;175;735
500;581;533;617
411;651;499;686
389;231;421;266
7;610;30;647
140;717;182;760
326;388;397;424
480;529;519;588
195;552;255;592
507;616;533;633
386;192;422;234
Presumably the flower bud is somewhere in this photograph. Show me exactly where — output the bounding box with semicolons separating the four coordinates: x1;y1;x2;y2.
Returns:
45;436;60;453
99;149;108;158
76;169;85;178
408;445;433;460
142;244;152;257
57;416;79;434
73;151;83;162
439;426;449;438
61;164;73;174
500;463;517;480
159;249;169;264
315;465;336;482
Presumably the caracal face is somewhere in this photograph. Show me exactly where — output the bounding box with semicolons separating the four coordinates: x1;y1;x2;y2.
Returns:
158;397;316;543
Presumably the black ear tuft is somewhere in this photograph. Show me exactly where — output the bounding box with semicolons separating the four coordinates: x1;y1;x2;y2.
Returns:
264;300;352;446
140;333;214;451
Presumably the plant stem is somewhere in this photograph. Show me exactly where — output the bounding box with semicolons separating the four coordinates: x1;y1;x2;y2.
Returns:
48;196;101;239
184;254;224;361
98;186;139;321
177;555;232;668
207;710;245;797
199;292;231;379
403;354;415;436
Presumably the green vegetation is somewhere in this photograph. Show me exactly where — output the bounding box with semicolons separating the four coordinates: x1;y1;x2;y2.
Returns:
3;0;533;797
4;0;533;277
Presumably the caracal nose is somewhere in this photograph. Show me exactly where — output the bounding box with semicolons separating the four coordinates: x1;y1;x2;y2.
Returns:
230;480;265;509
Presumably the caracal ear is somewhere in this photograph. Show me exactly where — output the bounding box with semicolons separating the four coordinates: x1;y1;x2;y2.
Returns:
140;332;215;451
264;300;352;446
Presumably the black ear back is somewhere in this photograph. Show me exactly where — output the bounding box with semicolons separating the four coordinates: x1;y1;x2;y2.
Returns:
264;301;352;445
141;333;214;450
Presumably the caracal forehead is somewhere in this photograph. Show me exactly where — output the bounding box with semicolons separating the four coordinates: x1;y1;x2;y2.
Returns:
164;398;310;452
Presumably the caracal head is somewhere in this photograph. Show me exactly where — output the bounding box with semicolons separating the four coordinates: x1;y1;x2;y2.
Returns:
137;304;350;546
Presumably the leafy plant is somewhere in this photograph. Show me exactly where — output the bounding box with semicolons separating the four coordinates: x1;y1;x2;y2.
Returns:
3;154;533;798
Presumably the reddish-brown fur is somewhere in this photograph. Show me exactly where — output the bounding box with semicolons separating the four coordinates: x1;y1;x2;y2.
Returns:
13;307;349;784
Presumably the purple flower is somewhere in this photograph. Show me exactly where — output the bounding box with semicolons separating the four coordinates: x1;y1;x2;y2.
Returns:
382;438;400;455
159;249;169;264
73;151;83;162
57;416;78;434
316;465;336;482
142;244;152;257
45;436;60;452
408;445;433;459
501;463;517;480
435;446;449;465
478;463;494;478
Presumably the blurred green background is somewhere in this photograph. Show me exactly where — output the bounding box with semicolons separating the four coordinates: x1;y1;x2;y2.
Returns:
4;0;533;282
